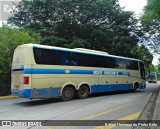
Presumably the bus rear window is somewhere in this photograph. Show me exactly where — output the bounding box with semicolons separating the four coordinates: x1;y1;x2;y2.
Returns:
148;72;156;77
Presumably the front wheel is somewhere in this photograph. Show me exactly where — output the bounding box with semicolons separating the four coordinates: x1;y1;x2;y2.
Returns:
133;83;139;91
62;87;75;101
78;85;89;99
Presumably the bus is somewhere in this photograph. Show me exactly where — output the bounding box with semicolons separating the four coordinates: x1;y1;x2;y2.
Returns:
147;72;157;83
11;44;146;101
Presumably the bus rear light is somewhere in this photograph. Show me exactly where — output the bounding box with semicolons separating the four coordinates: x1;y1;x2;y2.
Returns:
24;76;29;84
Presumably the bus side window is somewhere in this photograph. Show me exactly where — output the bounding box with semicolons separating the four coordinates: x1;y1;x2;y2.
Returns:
77;53;91;67
66;52;77;66
62;52;67;65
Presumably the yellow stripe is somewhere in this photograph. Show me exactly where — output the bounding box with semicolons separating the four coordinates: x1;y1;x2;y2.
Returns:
94;111;141;129
80;103;130;120
48;104;131;129
0;95;19;100
46;92;150;129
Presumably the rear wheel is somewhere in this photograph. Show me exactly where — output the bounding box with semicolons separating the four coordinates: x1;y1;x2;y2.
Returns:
78;85;89;99
62;87;75;101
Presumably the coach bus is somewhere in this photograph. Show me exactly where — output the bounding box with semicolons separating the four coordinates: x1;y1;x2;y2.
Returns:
147;72;157;83
11;44;146;101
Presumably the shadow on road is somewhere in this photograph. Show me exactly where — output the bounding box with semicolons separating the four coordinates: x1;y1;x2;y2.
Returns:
89;90;143;98
15;90;143;106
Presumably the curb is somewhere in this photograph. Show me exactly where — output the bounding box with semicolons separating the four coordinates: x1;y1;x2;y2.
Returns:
151;85;160;129
0;95;19;100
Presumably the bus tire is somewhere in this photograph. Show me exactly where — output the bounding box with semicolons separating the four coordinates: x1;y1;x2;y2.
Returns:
78;85;89;99
62;87;75;101
133;83;139;91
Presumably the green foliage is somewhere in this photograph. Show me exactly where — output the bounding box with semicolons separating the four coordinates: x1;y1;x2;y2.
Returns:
141;0;160;54
149;64;156;72
157;65;160;73
142;0;160;23
64;37;90;48
130;46;153;67
8;0;144;57
0;26;40;96
7;0;153;69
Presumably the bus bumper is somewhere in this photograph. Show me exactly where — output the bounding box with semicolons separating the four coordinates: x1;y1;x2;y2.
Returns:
11;89;31;98
11;87;61;99
139;83;146;89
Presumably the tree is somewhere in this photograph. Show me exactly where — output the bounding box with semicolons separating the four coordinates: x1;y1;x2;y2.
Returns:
130;45;153;67
0;26;40;96
142;0;160;23
149;64;156;72
8;0;144;58
141;0;160;54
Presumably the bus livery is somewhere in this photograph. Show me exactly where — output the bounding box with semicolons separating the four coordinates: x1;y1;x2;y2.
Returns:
11;44;146;101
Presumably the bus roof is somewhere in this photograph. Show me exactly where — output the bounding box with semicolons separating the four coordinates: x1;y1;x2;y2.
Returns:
19;43;142;62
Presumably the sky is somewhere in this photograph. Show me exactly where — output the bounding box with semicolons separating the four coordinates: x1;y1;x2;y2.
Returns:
119;0;147;15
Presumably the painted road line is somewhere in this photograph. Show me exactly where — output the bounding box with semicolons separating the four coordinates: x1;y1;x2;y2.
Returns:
48;104;131;128
80;92;151;121
94;111;141;129
80;103;130;120
47;90;151;129
0;95;19;100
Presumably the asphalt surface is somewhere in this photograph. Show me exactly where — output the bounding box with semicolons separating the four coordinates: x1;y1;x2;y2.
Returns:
0;82;159;129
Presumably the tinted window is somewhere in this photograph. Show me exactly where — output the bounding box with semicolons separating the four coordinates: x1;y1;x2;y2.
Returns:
66;52;77;66
105;57;138;70
125;60;139;70
33;48;62;65
148;72;156;77
33;47;139;70
106;57;117;68
77;53;91;66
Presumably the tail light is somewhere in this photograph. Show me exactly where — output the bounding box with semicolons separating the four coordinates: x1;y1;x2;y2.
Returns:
24;76;29;84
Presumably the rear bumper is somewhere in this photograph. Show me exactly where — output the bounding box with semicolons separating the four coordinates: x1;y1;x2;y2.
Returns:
11;87;61;99
12;89;31;98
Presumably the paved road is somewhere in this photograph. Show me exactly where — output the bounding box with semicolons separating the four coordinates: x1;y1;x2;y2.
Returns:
0;82;159;129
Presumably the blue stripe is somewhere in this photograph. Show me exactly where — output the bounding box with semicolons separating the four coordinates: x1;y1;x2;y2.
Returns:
12;87;61;98
91;84;133;93
12;83;145;99
24;69;66;74
12;89;31;98
24;68;131;76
